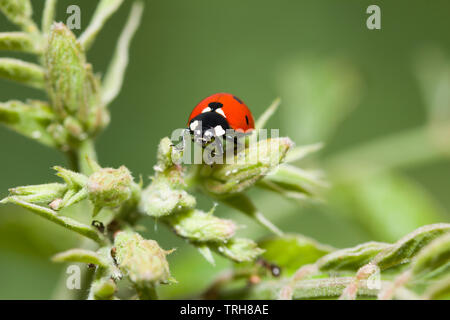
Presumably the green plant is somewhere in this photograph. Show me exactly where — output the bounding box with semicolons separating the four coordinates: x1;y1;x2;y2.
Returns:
0;0;449;300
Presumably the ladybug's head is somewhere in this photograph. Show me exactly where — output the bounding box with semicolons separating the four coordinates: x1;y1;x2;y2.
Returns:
188;107;230;140
187;93;255;144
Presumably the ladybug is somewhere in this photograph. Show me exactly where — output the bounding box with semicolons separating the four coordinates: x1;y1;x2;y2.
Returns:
187;93;255;141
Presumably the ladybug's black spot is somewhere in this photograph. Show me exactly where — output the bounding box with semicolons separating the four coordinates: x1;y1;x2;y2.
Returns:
245;115;249;125
233;96;243;104
208;102;223;110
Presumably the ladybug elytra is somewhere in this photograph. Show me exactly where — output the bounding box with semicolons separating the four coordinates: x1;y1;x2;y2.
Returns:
187;93;255;140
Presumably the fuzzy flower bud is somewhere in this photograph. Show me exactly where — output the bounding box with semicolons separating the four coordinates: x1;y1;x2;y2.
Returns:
200;137;293;197
90;277;116;300
156;137;174;171
139;177;195;218
114;231;174;286
45;23;108;140
215;238;265;262
165;209;236;243
87;165;135;210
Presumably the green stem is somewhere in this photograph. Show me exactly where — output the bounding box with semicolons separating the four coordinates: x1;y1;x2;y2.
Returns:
77;139;98;176
53;139;99;300
246;277;419;300
51;238;97;299
248;277;379;299
135;284;158;300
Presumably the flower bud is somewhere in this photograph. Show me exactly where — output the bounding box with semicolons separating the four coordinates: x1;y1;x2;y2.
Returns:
156;137;183;171
87;165;135;209
90;277;116;300
200;137;293;197
139;177;195;218
4;182;67;204
45;23;108;139
165;209;236;243
156;137;174;171
215;238;265;262
114;231;174;286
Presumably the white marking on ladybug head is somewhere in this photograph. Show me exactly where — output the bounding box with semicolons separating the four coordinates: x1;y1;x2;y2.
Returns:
202;107;212;113
215;108;226;118
204;129;213;137
190;120;199;131
214;125;226;136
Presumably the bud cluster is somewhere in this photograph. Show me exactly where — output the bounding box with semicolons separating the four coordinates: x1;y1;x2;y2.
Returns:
138;137;265;263
1;161;140;218
45;23;109;148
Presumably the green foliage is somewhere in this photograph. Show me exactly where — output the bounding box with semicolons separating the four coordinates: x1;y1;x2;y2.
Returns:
208;224;450;300
259;234;334;275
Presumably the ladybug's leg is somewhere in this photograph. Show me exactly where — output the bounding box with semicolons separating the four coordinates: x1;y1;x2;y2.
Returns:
172;128;190;151
214;136;224;157
205;128;224;158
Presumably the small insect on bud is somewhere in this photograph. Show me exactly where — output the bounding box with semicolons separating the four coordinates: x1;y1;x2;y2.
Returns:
87;166;136;211
114;231;174;286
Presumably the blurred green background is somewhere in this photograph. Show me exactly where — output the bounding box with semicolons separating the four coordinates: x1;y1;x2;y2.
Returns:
0;0;449;299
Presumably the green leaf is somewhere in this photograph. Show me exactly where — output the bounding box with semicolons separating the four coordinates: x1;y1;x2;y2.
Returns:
278;55;361;144
413;47;450;123
411;233;450;280
424;275;450;300
255;98;280;130
165;209;236;243
52;248;107;267
258;163;327;200
6;182;66;204
247;277;379;300
317;241;389;272
222;193;282;236
78;0;124;50
284;143;323;163
1;196;106;244
41;0;57;34
213;238;264;263
195;244;215;265
0;100;56;146
0;32;38;53
102;1;144;106
53;166;88;188
0;58;45;89
373;223;450;270
330;173;445;241
259;234;334;275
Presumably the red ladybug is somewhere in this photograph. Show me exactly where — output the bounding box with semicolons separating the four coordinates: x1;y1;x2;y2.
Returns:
187;93;255;139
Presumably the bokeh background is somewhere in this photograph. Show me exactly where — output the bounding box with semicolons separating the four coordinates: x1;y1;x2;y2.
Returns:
0;0;449;299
